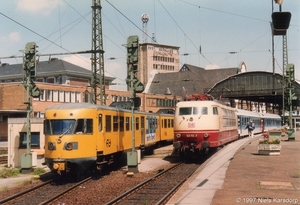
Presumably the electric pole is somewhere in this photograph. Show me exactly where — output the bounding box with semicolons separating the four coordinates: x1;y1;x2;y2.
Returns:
91;0;105;105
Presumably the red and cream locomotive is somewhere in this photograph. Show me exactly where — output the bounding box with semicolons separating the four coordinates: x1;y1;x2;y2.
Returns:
173;95;238;157
173;94;281;159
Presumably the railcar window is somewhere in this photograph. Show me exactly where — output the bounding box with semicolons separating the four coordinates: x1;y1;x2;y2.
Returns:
136;117;139;130
149;118;153;129
179;107;192;115
201;107;208;115
113;116;118;132
213;107;218;115
141;116;145;129
164;119;167;128
45;120;75;135
193;107;199;115
106;115;112;132
98;114;102;132
168;119;171;127
171;119;174;127
120;116;124;132
75;119;93;134
126;117;130;131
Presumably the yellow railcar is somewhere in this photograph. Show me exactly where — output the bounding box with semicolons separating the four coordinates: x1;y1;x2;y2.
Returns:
44;103;173;175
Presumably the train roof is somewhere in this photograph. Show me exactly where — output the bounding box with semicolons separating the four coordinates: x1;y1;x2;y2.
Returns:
176;100;235;110
45;103;114;111
45;103;173;117
236;109;261;118
259;112;281;119
236;109;281;119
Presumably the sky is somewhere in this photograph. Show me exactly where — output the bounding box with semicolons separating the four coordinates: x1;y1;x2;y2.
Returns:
0;0;299;91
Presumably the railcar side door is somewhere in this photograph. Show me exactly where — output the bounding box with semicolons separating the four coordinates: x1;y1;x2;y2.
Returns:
261;118;265;132
141;116;145;145
145;115;157;145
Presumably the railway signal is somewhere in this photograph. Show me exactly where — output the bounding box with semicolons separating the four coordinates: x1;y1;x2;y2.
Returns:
23;42;40;98
22;42;41;173
24;42;37;79
126;35;143;174
285;63;296;128
127;35;139;72
286;63;295;83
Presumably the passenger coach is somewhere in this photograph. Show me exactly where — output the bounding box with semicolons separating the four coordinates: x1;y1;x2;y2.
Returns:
237;109;282;138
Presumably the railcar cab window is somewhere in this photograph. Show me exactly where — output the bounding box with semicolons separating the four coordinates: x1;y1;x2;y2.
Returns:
213;107;218;115
201;107;207;115
179;107;201;115
44;119;93;135
44;119;75;135
75;119;93;134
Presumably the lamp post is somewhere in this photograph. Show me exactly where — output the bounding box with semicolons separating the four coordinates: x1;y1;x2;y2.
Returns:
272;0;291;125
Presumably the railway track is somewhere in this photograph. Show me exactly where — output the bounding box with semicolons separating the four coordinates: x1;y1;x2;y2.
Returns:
105;162;200;205
0;176;91;205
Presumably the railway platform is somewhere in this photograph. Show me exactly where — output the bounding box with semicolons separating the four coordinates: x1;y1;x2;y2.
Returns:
167;132;300;205
1;133;299;205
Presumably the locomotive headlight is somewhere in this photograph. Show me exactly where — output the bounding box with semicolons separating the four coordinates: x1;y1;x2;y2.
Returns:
204;133;209;138
65;142;73;150
48;142;56;150
53;163;59;170
176;134;181;138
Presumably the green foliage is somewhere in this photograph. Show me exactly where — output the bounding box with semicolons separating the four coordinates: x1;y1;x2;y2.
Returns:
0;168;20;178
259;138;281;144
0;167;46;178
32;167;46;175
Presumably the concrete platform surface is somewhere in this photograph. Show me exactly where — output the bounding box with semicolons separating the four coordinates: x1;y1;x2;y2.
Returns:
167;133;300;205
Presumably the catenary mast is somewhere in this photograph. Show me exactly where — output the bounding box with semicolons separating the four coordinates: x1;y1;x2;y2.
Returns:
91;0;105;105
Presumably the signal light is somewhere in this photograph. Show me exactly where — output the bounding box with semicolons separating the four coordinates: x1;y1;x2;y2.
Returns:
24;42;38;78
286;64;295;82
127;35;139;72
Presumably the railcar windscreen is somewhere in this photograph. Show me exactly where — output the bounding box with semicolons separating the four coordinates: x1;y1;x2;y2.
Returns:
179;107;192;115
179;107;204;115
44;119;75;135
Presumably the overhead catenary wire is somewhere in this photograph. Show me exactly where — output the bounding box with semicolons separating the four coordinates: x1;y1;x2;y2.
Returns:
157;0;212;64
0;11;89;64
105;0;156;43
0;9;124;83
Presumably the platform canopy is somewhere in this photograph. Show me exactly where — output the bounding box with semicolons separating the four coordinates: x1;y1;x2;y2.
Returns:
206;71;300;108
